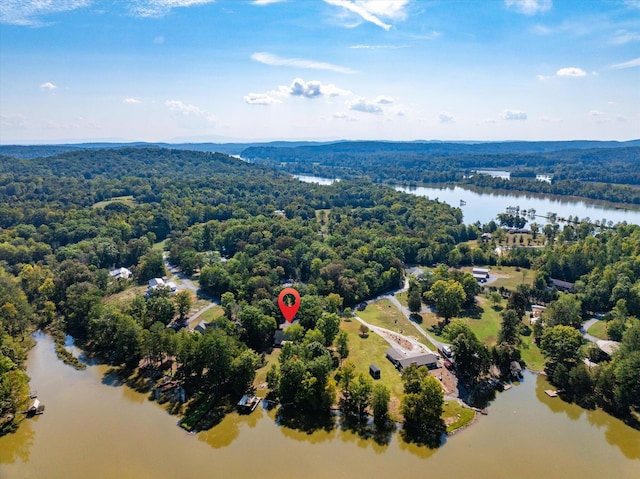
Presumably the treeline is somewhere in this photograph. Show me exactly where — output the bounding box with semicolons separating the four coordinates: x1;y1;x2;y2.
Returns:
242;142;640;204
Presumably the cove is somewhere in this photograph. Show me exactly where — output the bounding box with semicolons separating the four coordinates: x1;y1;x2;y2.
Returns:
293;175;640;226
1;334;639;479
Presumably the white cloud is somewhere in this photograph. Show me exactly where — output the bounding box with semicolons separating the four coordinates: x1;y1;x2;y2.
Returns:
251;52;357;74
129;1;215;18
324;0;410;31
611;30;640;45
40;82;57;91
348;97;383;114
252;0;286;5
439;113;454;123
539;116;562;123
280;78;351;98
333;112;358;121
165;99;215;122
589;110;605;117
153;36;165;44
0;0;91;26
375;95;394;104
556;67;587;77
244;93;281;106
501;109;528;121
123;98;142;104
608;57;640;69
505;0;552;15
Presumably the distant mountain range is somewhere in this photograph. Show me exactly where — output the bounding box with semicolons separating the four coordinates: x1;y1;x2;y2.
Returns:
1;139;639;160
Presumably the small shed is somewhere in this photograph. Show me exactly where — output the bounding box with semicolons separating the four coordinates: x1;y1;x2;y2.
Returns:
510;360;523;378
273;329;285;348
369;364;381;380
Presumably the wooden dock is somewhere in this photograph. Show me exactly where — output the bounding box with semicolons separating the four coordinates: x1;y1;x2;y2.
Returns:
237;395;260;413
545;389;558;397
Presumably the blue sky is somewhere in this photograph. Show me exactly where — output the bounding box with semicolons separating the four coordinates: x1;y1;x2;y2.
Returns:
1;0;638;144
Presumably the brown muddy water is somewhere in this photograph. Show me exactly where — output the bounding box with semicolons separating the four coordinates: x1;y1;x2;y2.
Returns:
1;333;639;479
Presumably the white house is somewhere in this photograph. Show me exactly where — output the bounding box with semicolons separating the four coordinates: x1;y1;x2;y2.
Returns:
148;278;165;289
109;267;132;280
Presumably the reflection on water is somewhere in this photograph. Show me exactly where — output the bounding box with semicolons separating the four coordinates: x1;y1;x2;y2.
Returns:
1;335;639;479
0;419;35;465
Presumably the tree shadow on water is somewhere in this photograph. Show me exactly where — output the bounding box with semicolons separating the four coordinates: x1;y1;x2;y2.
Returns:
338;414;395;449
399;420;447;451
276;407;336;436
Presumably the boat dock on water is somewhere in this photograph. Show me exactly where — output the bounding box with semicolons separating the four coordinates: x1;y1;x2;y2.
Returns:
237;395;260;413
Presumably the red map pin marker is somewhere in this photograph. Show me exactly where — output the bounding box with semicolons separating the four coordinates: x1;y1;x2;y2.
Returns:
278;287;300;323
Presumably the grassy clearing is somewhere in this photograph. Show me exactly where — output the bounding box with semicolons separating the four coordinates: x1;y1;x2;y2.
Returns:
396;291;408;307
196;305;224;323
485;265;534;290
103;285;147;305
358;299;435;350
460;297;501;346
153;239;168;252
358;299;407;332
519;334;545;372
340;319;405;420
92;195;135;209
420;298;501;346
443;400;476;433
253;348;281;398
587;320;608;340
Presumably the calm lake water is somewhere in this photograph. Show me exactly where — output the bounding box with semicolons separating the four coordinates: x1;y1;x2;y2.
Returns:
294;175;640;226
1;334;639;479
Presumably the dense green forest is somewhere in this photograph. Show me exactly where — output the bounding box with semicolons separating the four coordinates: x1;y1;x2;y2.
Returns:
0;147;462;434
1;146;638;437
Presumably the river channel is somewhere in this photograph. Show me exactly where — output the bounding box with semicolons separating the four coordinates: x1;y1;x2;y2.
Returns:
1;334;639;479
294;175;640;226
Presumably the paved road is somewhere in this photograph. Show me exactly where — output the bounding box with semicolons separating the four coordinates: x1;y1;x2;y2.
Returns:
352;315;430;355
378;280;450;352
162;254;219;326
580;318;620;355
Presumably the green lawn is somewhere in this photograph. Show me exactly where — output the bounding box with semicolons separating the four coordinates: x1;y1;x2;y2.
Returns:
196;305;224;323
357;299;436;350
92;195;135;209
460;298;501;346
152;239;168;252
421;298;501;346
587;320;608;340
519;334;546;372
340;319;405;419
396;291;408;307
443;400;476;433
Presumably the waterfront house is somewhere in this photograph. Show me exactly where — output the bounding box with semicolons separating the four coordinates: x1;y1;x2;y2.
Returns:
386;348;439;370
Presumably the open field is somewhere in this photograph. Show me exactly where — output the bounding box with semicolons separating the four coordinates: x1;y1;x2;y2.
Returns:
519;334;545;372
196;305;224;323
588;320;608;340
460;297;501;346
153;239;168;252
358;299;436;350
340;319;405;419
92;195;135;209
103;284;147;305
